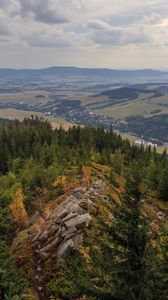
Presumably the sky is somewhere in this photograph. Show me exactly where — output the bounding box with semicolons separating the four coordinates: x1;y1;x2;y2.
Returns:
0;0;168;69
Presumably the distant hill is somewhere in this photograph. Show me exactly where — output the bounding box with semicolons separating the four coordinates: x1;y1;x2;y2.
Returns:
0;67;168;82
92;87;162;109
97;87;158;100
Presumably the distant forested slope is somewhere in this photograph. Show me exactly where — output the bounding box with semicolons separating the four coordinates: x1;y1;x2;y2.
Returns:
120;114;168;143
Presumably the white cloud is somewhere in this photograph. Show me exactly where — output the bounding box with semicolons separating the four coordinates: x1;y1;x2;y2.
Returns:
0;0;168;68
87;18;151;47
87;20;111;30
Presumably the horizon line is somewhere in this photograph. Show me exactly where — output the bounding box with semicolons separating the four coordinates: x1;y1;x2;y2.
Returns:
0;66;168;71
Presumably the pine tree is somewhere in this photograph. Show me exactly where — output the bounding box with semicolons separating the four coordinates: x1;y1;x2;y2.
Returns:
0;241;27;299
109;161;151;300
158;167;168;201
146;159;159;189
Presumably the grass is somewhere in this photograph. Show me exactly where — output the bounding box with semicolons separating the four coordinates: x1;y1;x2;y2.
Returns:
0;109;74;130
0;108;43;120
0;91;50;105
81;95;109;106
151;95;168;106
151;198;168;213
91;162;111;173
83;93;168;121
46;117;75;129
98;98;168;120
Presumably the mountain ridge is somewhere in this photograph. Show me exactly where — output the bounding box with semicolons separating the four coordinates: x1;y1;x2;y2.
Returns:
0;66;168;82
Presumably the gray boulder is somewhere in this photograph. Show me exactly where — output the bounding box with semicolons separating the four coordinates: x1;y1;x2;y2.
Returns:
39;237;59;253
74;192;84;200
65;213;92;229
38;231;48;243
61;226;77;238
57;239;74;261
39;251;49;261
73;187;84;193
56;209;69;222
73;234;83;249
62;212;78;223
70;203;85;214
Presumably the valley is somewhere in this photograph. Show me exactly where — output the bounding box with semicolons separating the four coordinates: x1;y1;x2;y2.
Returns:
0;67;168;148
1;0;168;299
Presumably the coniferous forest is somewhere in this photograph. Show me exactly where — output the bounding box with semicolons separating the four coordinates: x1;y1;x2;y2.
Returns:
0;117;168;300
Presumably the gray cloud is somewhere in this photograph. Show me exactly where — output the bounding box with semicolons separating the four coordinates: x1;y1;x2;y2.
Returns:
142;13;162;25
87;20;110;30
0;0;20;16
0;11;12;36
0;0;168;68
91;27;124;46
27;33;72;48
0;0;8;8
0;24;11;35
19;0;69;24
88;19;151;47
0;0;13;9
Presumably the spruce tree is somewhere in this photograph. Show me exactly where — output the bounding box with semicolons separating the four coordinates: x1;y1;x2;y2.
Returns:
158;167;168;201
109;161;151;300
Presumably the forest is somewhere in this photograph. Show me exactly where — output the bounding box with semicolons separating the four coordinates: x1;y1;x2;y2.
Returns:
0;116;168;300
121;114;168;144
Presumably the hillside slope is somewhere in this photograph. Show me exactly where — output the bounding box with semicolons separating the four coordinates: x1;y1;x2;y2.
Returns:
12;163;168;300
0;119;168;300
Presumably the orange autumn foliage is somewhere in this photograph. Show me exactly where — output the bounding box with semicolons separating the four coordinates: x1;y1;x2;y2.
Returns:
52;165;92;193
53;175;81;193
150;221;160;235
80;246;91;264
82;166;91;186
63;180;81;193
9;188;28;226
52;176;66;188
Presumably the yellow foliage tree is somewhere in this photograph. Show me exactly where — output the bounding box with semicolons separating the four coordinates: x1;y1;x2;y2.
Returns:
52;176;66;188
9;188;28;226
82;166;91;186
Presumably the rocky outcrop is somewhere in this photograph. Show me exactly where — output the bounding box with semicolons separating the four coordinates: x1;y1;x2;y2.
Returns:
12;177;112;299
28;182;105;265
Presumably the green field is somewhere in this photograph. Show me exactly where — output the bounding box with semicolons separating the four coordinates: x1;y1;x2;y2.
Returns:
0;109;74;129
0;82;167;144
89;94;168;121
0;91;50;105
0;108;43;120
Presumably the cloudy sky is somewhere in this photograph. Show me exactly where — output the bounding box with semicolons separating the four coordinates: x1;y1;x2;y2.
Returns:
0;0;168;69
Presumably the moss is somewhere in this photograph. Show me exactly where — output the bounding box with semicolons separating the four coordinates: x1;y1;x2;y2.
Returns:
46;255;93;300
12;229;35;282
151;198;168;213
23;289;38;300
90;162;111;174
